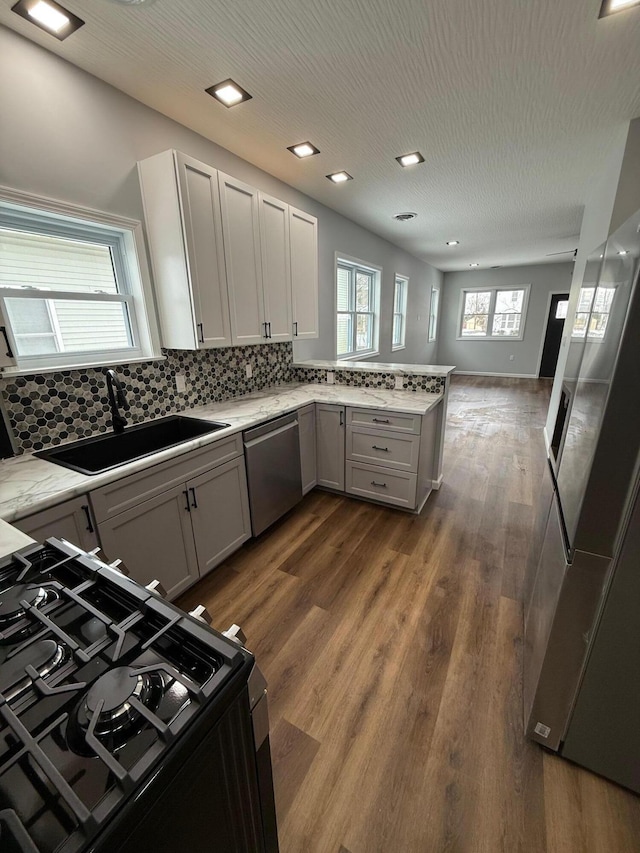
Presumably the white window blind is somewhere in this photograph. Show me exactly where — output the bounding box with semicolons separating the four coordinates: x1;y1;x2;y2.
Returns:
336;259;378;358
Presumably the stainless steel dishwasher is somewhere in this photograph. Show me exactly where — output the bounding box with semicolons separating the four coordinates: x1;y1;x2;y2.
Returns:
243;412;303;536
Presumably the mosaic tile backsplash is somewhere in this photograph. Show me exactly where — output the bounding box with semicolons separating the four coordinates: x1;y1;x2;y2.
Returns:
1;343;293;453
290;366;446;394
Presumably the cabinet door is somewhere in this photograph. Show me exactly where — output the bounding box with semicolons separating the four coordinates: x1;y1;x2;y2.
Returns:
97;485;199;600
290;207;318;340
298;404;317;495
15;496;99;551
316;404;345;491
188;457;251;577
219;173;266;345
175;153;232;348
258;192;292;342
0;304;17;369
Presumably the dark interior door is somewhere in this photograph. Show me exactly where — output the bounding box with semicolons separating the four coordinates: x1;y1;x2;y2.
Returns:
539;293;569;378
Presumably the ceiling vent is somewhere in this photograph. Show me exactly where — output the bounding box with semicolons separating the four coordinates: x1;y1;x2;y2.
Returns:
393;212;418;222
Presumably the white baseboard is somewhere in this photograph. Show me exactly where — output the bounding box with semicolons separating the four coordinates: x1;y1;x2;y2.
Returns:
453;370;539;379
431;474;444;490
543;426;551;456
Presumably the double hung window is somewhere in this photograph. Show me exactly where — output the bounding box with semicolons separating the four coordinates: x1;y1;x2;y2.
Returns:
571;286;615;340
336;258;379;358
0;194;157;373
392;275;408;350
458;286;529;340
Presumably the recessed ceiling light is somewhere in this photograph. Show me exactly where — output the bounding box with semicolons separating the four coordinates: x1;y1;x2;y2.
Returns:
470;263;479;267
446;241;459;246
287;142;320;159
599;0;640;17
326;171;353;183
396;152;425;167
11;0;84;39
205;79;252;107
617;250;628;255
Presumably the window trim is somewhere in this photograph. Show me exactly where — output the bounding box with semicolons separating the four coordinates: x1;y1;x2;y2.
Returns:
456;284;531;342
335;253;381;360
428;286;440;343
392;274;408;352
570;284;617;344
0;185;162;376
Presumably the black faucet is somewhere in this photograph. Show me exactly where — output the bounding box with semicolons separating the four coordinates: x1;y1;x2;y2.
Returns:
104;369;129;434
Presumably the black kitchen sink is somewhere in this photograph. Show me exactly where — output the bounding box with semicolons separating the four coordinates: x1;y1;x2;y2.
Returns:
35;415;230;475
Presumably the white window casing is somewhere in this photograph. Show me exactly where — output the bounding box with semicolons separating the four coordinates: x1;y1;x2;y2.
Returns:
335;254;381;360
457;284;531;341
392;274;408;351
0;186;161;375
428;287;439;343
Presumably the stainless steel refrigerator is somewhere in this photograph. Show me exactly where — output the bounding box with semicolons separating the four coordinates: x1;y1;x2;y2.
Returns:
524;206;640;792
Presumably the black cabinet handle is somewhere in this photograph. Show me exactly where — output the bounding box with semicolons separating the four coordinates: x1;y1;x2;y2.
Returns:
197;322;204;343
339;410;344;426
267;322;272;339
372;445;390;452
81;504;94;534
189;487;198;509
372;418;390;424
183;489;191;512
371;481;388;488
293;321;298;337
0;327;14;360
263;322;269;339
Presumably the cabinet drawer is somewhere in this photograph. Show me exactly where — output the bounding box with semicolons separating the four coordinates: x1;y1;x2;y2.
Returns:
346;407;421;434
91;434;243;522
346;427;419;473
346;462;417;509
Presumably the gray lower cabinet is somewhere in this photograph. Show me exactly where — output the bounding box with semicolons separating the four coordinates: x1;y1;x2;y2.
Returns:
316;403;345;491
298;403;317;495
14;495;99;551
92;444;251;600
97;484;200;600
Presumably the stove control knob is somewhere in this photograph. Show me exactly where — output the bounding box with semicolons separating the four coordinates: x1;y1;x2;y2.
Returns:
222;623;247;647
108;558;130;577
145;579;166;598
189;604;213;625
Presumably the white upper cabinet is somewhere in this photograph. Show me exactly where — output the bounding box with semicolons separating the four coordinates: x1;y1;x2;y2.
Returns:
139;150;318;349
290;206;319;339
138;150;232;349
218;172;266;345
258;192;292;343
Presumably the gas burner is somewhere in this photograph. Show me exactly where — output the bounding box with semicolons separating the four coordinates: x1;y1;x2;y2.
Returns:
0;584;59;642
0;638;67;702
69;667;163;756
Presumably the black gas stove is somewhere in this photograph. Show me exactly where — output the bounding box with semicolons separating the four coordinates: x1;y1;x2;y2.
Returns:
0;538;278;853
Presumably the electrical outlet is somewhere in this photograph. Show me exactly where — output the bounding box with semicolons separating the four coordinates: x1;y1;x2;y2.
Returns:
175;373;186;394
327;371;335;385
394;375;404;390
245;363;253;379
509;354;515;361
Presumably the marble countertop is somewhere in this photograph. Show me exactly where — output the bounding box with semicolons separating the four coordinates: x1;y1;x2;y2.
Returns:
293;359;456;376
0;383;442;524
0;518;35;559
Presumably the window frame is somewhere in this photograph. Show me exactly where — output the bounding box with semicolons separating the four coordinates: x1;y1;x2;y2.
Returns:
570;284;617;343
335;254;381;360
0;186;161;375
456;284;530;341
392;274;408;351
428;286;440;343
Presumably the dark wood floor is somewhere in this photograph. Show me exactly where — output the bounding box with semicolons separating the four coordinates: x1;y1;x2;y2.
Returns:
179;376;640;853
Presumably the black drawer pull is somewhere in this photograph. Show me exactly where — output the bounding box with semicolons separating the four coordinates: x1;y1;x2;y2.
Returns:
293;321;298;337
189;487;198;509
371;481;388;488
81;504;94;534
372;418;390;424
1;326;14;359
197;322;204;343
183;489;191;512
371;445;389;452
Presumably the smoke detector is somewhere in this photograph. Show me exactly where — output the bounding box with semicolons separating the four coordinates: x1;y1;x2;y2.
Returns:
393;212;418;222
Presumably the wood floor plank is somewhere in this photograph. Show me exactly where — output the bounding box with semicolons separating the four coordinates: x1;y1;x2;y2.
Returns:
177;375;640;853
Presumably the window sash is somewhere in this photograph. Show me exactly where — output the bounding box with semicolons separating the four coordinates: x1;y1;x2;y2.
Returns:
459;287;527;340
429;287;439;342
392;276;407;349
337;262;378;357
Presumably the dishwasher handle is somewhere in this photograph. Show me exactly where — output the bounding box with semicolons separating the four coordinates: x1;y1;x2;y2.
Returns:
243;412;298;444
244;419;298;449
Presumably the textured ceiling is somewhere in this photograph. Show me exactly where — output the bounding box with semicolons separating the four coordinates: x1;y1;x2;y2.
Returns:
2;0;640;271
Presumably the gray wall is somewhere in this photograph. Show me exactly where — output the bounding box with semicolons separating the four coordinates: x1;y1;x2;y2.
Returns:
437;262;573;376
0;27;439;367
